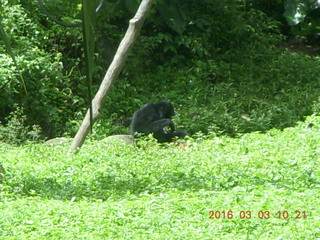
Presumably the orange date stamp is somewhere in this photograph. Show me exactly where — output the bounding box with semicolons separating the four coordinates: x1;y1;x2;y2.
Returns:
208;210;307;219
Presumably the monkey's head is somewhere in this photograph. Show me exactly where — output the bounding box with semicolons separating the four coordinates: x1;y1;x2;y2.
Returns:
156;101;175;119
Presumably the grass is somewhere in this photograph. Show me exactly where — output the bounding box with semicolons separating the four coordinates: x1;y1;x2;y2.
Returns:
0;115;320;239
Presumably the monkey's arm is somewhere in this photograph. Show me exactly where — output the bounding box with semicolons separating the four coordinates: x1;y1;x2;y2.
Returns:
151;119;175;133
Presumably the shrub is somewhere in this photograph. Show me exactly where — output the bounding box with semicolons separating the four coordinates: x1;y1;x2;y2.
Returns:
0;107;42;145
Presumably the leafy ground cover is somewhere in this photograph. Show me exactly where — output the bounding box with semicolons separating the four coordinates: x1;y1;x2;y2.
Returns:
0;115;319;239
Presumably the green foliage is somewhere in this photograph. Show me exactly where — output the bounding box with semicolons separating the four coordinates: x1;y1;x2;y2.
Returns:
109;43;320;137
0;2;82;137
1;0;320;141
0;116;319;238
170;48;320;136
284;0;320;25
0;11;14;57
312;97;320;115
130;0;272;67
284;0;320;39
0;49;76;136
89;116;124;140
0;2;320;238
0;107;42;145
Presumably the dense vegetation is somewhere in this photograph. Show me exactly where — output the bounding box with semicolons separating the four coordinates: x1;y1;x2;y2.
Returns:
1;0;319;141
0;0;320;238
0;115;319;239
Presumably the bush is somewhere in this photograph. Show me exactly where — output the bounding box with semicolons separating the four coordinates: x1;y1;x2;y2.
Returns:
0;107;42;145
0;2;83;137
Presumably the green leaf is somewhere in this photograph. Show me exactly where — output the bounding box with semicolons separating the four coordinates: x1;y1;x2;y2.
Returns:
82;0;98;131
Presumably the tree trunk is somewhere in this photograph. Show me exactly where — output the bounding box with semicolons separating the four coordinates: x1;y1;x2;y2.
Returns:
69;0;155;153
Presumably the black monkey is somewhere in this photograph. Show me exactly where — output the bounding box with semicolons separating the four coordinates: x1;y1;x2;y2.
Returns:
130;102;187;143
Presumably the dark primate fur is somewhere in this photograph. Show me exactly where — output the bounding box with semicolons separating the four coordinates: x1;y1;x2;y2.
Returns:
130;102;187;143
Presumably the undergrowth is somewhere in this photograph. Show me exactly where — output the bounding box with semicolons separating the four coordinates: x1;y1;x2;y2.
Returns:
0;115;319;239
